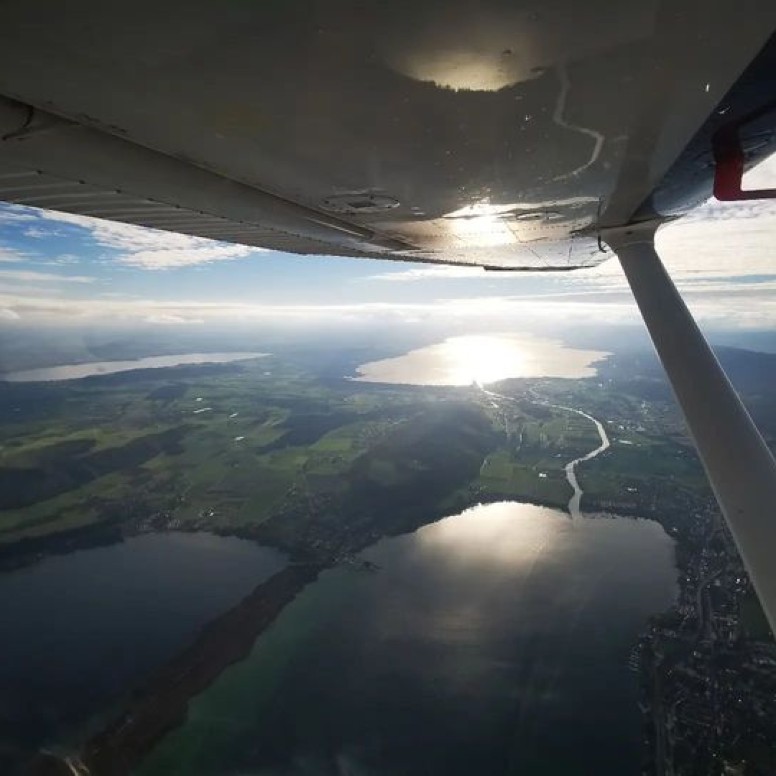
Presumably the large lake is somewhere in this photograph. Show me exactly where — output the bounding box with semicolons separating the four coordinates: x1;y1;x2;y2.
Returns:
1;352;266;383
138;502;677;776
0;533;285;773
354;334;608;385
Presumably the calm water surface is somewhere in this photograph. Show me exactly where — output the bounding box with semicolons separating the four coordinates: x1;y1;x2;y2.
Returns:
1;352;266;382
355;334;608;385
0;532;285;772
138;502;677;776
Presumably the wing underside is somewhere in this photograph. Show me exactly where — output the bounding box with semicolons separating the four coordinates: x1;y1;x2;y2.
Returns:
0;0;774;269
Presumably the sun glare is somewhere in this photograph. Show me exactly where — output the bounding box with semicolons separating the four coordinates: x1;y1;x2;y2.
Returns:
354;334;607;385
444;335;526;385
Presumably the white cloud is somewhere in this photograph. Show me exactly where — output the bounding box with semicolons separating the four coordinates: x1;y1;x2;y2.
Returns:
50;254;81;265
39;209;260;269
0;282;65;296
0;288;771;333
0;269;95;284
0;307;20;320
145;313;205;325
368;266;488;282
39;211;199;251
24;226;63;239
0;248;29;263
0;208;37;224
0;186;774;332
685;201;776;222
578;209;776;289
742;151;776;191
121;245;252;270
682;195;776;222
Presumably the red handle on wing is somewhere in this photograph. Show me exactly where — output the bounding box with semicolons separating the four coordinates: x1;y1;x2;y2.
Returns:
713;104;776;201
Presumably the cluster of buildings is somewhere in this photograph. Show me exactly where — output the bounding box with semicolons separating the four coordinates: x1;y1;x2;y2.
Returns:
637;508;776;775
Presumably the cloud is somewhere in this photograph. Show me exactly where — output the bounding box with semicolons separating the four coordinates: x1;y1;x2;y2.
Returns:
39;209;261;269
144;313;204;325
0;287;772;333
0;208;37;224
0;281;65;296
0;269;95;284
23;226;64;239
0;307;20;320
368;266;488;282
120;245;253;269
742;151;776;191
686;202;776;222
683;196;776;222
0;248;29;263
1;182;775;333
578;210;776;290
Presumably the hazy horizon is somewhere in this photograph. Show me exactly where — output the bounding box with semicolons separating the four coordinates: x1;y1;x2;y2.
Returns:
0;157;775;343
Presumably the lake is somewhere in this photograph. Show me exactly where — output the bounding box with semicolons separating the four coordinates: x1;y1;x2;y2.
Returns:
1;352;267;383
0;532;285;773
137;502;677;776
354;334;609;385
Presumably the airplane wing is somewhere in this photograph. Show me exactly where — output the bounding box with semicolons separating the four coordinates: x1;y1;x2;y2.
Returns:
2;1;776;632
0;0;773;271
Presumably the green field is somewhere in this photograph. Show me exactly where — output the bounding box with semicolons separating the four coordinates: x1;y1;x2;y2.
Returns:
0;354;720;563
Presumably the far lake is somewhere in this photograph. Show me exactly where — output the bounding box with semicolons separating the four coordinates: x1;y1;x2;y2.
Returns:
354;334;609;385
1;352;266;383
138;502;677;776
0;533;285;773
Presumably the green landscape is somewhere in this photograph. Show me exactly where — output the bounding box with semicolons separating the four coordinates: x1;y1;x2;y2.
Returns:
4;344;776;776
0;348;730;568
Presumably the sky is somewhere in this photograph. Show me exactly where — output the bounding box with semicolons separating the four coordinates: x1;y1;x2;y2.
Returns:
0;158;774;335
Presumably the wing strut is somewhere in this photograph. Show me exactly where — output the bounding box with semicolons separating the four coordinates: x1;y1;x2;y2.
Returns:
606;221;776;635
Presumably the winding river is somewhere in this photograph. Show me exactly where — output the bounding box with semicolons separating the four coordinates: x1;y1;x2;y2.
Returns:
482;387;610;518
547;403;610;519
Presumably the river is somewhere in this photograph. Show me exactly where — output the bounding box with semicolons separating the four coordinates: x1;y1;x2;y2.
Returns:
1;353;267;382
358;334;612;518
483;387;610;518
553;404;610;519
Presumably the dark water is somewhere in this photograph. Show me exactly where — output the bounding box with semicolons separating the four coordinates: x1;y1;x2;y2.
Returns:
138;503;677;776
0;532;285;772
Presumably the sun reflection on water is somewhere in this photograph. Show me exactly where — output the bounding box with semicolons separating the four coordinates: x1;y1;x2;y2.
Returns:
412;501;562;569
443;335;527;385
355;334;607;386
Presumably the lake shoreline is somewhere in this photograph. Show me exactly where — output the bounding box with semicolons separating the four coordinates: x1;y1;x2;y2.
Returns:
26;562;324;776
1;352;267;383
16;494;680;775
353;334;609;385
0;483;678;574
0;519;124;572
131;503;678;776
